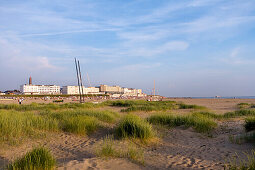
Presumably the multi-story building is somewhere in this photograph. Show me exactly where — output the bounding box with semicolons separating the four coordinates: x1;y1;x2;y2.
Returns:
62;86;100;95
122;88;143;96
20;84;60;95
99;85;122;94
20;76;60;95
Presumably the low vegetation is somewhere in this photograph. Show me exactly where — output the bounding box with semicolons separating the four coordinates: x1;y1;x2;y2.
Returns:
148;112;217;133
0;102;100;111
237;103;255;109
225;150;255;170
237;103;251;109
229;132;255;144
0;110;59;145
0;109;119;145
244;117;255;132
224;110;255;118
40;109;119;124
106;100;206;112
193;110;255;119
96;135;144;165
115;114;154;140
7;147;56;170
178;103;206;109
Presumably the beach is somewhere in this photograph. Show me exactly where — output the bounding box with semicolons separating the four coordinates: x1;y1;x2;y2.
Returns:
0;98;254;170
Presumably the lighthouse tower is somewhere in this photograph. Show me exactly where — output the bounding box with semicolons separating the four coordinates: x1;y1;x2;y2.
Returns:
29;76;32;85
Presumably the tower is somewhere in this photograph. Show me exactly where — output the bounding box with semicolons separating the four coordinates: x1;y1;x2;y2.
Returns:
29;76;32;85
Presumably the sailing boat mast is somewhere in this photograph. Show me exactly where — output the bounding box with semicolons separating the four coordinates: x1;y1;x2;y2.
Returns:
75;58;82;103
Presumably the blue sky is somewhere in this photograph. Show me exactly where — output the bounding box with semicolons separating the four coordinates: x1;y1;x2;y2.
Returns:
0;0;255;97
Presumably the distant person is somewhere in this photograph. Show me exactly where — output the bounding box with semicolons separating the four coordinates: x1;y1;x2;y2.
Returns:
18;99;22;105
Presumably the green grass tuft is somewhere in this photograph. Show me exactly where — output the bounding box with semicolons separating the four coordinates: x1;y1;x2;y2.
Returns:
0;108;119;145
96;135;144;165
7;147;56;170
224;110;255;118
237;103;251;109
61;116;99;135
116;114;154;139
148;113;217;133
226;150;255;170
0;110;58;145
106;100;206;112
0;102;100;111
245;117;255;132
178;103;206;110
96;135;115;157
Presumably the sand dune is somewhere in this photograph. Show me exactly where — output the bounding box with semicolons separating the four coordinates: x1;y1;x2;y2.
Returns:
0;98;254;170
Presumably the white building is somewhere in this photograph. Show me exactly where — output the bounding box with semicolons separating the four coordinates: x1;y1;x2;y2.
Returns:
20;84;60;95
62;86;101;95
122;88;143;97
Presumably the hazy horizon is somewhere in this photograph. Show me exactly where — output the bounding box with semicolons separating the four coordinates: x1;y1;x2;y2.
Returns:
1;0;255;97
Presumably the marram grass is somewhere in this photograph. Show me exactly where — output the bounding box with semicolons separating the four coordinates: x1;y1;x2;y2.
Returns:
0;110;58;145
223;110;255;118
116;114;154;140
7;147;56;170
0;108;119;145
244;117;255;132
106;100;206;112
225;150;255;170
0;102;100;111
148;112;217;133
96;135;144;165
61;116;99;135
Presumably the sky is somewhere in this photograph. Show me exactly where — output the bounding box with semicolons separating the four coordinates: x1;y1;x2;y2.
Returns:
0;0;255;97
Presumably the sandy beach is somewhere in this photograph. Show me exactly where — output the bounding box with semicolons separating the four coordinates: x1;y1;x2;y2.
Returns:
0;98;254;170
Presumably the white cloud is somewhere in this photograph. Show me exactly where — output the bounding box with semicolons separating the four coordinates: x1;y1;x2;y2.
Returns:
220;47;255;65
0;35;61;71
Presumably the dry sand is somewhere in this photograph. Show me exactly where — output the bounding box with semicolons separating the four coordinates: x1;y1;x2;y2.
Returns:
0;98;255;170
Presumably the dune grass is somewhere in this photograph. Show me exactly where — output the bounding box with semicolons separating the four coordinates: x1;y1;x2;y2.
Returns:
193;110;255;120
96;135;144;165
223;110;255;118
237;103;251;109
178;103;206;109
226;150;255;170
96;135;115;157
106;100;206;112
105;100;155;107
7;147;56;170
40;109;119;124
0;110;59;145
0;108;119;145
148;112;217;133
244;117;255;132
0;102;100;111
115;114;154;140
229;132;255;144
61;116;99;135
